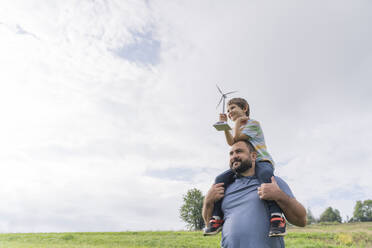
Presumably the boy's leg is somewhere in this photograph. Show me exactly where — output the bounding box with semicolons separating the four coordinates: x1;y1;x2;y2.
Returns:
255;161;287;237
203;169;235;236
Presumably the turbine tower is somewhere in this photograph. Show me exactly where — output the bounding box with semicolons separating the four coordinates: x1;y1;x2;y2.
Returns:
213;85;237;131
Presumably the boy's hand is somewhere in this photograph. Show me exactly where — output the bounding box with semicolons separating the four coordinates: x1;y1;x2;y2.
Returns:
236;116;248;127
219;113;227;122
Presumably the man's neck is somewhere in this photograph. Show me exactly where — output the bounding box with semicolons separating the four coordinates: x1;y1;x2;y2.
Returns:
239;165;255;177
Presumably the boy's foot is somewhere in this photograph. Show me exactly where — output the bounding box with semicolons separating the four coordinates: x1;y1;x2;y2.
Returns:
203;217;224;236
269;215;286;237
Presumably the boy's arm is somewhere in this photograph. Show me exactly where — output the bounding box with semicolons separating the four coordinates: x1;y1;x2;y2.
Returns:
220;114;235;146
233;116;250;142
224;130;235;146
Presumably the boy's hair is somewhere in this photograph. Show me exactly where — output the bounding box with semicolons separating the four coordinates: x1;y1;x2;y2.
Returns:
227;98;250;116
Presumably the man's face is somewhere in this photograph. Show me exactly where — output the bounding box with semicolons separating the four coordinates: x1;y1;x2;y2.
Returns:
229;141;255;174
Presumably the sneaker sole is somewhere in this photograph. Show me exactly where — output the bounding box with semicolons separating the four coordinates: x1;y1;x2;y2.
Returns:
203;227;223;236
269;231;287;237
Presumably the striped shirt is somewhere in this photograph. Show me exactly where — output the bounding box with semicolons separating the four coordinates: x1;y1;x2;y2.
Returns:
241;119;274;165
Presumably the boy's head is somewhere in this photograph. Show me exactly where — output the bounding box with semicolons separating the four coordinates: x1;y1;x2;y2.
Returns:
227;98;250;117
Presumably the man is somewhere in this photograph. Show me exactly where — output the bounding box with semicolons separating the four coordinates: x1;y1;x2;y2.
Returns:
203;140;306;247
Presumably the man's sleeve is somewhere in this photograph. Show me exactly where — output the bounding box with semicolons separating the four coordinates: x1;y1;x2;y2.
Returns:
275;177;295;198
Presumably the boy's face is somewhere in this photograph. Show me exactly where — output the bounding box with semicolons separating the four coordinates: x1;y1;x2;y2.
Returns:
227;104;247;121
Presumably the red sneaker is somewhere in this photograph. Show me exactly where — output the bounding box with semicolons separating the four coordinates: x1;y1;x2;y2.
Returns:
203;217;224;236
269;215;287;237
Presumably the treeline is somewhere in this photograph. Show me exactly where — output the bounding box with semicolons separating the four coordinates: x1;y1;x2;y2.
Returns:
307;200;372;224
180;188;372;230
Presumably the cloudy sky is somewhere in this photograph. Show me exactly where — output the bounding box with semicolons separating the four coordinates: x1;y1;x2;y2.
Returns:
0;0;371;232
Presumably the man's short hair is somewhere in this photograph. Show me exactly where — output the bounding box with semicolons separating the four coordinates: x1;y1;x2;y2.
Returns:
234;139;256;153
227;98;250;116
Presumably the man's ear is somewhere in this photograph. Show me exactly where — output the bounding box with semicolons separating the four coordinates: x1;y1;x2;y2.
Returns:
251;151;257;161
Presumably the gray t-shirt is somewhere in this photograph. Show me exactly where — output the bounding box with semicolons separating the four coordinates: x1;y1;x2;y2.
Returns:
221;176;294;248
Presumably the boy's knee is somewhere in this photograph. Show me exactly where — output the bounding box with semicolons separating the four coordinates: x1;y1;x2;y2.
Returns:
214;175;225;184
257;168;273;183
214;170;235;184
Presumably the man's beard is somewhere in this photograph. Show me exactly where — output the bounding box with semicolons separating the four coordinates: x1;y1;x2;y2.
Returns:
230;158;253;175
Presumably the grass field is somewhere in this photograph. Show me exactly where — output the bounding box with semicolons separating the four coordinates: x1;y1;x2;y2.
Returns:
0;222;371;248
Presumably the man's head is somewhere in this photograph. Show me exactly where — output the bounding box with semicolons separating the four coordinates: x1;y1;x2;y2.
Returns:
227;98;250;121
229;140;257;176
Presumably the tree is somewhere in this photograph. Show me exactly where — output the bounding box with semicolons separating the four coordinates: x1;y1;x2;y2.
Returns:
353;200;372;222
319;207;342;223
179;188;205;230
306;208;317;224
353;201;363;222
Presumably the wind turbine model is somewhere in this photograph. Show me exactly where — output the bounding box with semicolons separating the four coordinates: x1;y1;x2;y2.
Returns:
213;85;237;131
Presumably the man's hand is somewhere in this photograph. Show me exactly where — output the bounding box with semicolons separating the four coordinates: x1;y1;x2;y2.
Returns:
257;176;281;201
258;176;307;227
205;183;225;204
203;183;225;224
219;114;227;122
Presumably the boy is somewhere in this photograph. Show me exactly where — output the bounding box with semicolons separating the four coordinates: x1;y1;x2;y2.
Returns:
203;97;286;237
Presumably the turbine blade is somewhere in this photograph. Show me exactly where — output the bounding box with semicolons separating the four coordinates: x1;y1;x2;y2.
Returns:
225;90;238;95
216;84;223;94
216;96;224;108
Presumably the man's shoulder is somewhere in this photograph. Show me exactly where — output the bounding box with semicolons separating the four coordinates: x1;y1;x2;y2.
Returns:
274;176;288;186
274;176;294;198
274;176;285;183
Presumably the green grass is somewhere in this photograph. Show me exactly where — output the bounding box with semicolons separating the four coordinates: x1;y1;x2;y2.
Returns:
0;222;371;248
